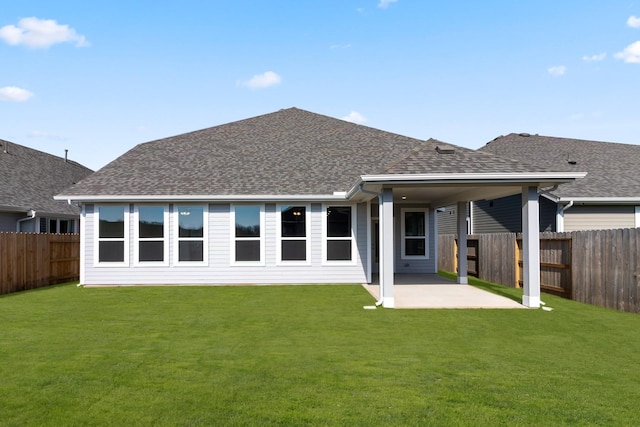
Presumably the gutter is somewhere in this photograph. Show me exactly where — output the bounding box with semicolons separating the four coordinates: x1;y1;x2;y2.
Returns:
54;193;349;203
358;184;384;307
16;209;36;232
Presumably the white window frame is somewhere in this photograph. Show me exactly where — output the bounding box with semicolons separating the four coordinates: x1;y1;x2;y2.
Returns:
322;204;357;265
173;204;208;266
230;204;265;266
94;204;130;267
134;205;169;266
276;204;311;265
401;207;429;259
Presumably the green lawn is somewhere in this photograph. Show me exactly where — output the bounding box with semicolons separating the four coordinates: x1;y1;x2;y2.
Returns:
2;279;640;426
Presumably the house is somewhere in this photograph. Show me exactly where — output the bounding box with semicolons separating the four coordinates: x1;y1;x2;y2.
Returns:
55;108;585;308
0;139;93;233
445;133;640;233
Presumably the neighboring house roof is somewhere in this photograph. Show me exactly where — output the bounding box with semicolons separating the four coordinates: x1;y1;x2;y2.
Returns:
479;133;640;201
58;108;566;200
0;139;93;216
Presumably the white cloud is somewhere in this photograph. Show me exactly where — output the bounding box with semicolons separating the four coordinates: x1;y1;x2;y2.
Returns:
627;15;640;28
0;17;89;48
615;41;640;63
0;86;34;102
240;71;282;89
547;65;567;76
342;111;367;124
582;52;606;62
330;43;352;49
378;0;398;9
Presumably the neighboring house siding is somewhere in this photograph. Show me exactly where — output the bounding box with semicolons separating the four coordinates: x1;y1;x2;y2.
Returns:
563;205;635;231
82;202;369;286
0;212;22;232
437;205;458;235
472;194;556;233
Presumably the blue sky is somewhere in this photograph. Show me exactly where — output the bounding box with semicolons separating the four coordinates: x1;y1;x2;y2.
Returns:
1;1;639;171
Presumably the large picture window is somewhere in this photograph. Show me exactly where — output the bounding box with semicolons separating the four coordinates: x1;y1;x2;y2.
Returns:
96;205;129;265
324;205;355;263
277;205;309;263
401;208;429;258
135;205;168;265
174;205;207;264
232;205;264;264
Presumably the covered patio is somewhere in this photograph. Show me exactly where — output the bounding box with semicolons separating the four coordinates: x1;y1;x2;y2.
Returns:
363;274;525;309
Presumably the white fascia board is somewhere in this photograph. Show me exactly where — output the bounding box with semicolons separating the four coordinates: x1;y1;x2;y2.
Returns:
53;194;348;203
360;172;587;183
556;197;640;205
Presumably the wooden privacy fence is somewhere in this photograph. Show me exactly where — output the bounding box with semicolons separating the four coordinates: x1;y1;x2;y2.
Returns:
0;232;80;295
439;228;640;314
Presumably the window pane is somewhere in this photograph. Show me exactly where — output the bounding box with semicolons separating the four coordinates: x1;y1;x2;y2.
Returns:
327;207;351;237
179;241;203;262
178;207;203;238
281;206;306;237
99;241;124;262
236;241;260;262
99;206;125;238
235;206;260;237
40;218;47;233
60;220;70;234
139;206;164;238
405;239;426;256
139;241;164;262
282;240;306;261
405;212;425;237
327;240;352;261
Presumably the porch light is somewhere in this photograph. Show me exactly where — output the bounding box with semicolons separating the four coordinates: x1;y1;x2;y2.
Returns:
401;196;407;200
179;211;191;216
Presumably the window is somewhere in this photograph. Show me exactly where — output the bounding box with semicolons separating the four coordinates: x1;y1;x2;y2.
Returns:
324;205;356;263
96;205;129;265
232;205;264;264
401;208;429;259
135;205;168;265
39;218;75;233
174;205;207;264
277;205;309;263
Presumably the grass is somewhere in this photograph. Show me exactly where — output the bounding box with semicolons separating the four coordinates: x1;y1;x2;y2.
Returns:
2;280;640;426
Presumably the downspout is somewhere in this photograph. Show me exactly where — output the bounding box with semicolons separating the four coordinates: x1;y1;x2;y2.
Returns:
358;183;384;307
16;209;36;232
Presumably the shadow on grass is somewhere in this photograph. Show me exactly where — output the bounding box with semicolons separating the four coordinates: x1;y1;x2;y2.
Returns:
438;271;522;303
0;281;78;299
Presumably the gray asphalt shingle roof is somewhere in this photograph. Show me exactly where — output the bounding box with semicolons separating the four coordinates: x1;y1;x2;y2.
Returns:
479;133;640;199
0;139;93;215
60;108;569;199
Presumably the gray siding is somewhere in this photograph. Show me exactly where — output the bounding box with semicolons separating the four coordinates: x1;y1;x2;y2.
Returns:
82;202;369;286
0;212;21;232
472;194;557;233
564;205;635;231
437;205;458;235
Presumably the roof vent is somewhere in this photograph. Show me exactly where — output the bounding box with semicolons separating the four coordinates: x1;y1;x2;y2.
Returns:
519;133;531;137
567;160;577;165
435;146;455;154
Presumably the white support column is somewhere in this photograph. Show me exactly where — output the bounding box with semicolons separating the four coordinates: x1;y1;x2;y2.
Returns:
522;186;541;308
380;188;395;308
456;201;468;284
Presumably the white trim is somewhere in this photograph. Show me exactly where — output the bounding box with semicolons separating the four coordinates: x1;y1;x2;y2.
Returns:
557;197;640;204
133;205;169;267
360;172;587;182
56;194;348;203
94;204;130;267
230;204;265;266
322;203;357;265
366;201;372;284
635;206;640;228
276;204;311;265
80;205;86;285
173;204;209;266
400;208;429;260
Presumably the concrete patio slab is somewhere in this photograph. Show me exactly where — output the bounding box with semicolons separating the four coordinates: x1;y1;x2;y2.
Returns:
363;274;525;309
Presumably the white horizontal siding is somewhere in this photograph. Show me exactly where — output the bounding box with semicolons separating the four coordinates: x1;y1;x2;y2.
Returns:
82;202;368;285
564;205;635;232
